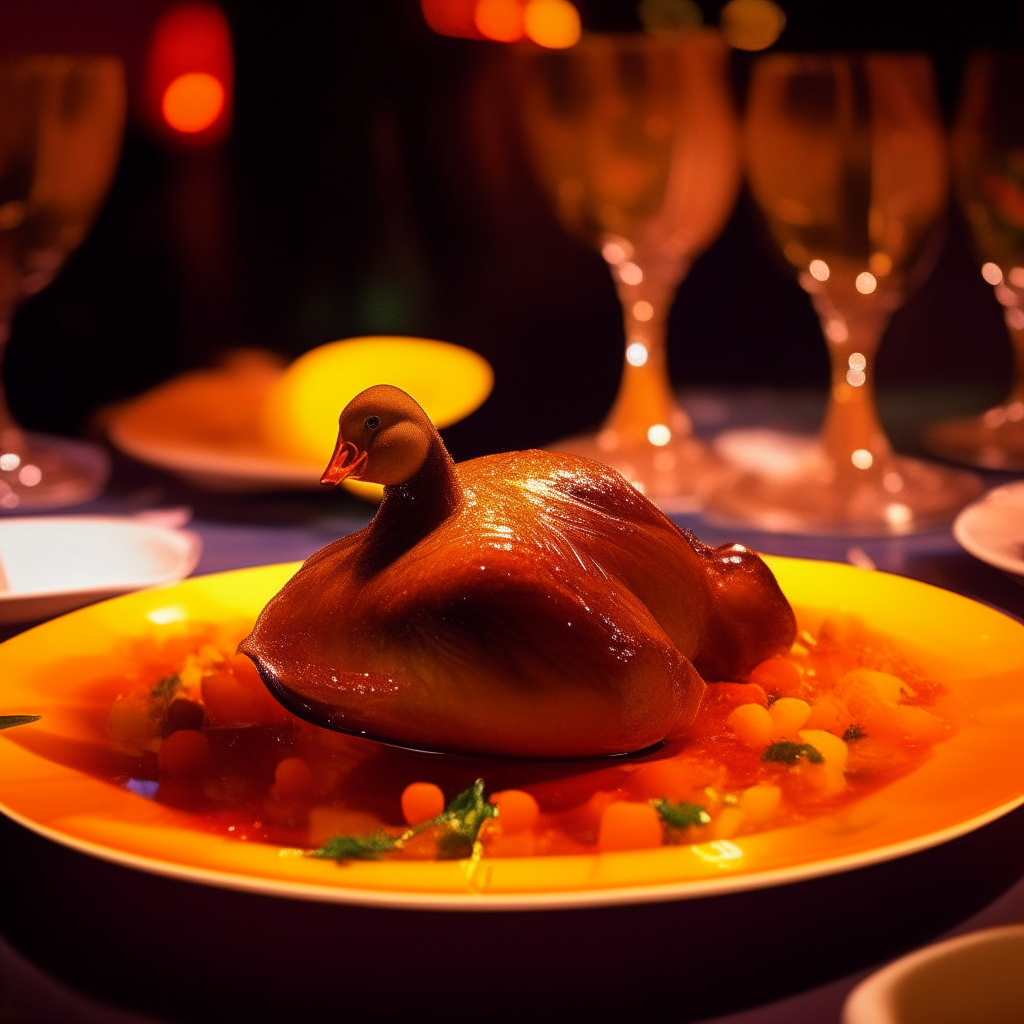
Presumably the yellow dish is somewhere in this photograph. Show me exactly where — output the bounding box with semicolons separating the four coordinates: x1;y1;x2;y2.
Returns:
1;557;1022;909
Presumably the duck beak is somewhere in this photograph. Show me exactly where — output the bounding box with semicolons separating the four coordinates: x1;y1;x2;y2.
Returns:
321;437;368;485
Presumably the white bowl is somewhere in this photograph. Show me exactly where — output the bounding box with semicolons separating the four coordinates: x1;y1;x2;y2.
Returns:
0;516;202;624
843;925;1024;1024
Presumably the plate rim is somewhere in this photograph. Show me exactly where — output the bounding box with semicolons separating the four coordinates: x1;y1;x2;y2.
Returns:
2;783;1022;913
0;515;202;604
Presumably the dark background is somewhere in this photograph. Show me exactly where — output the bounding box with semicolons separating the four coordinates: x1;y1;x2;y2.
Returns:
1;0;1022;461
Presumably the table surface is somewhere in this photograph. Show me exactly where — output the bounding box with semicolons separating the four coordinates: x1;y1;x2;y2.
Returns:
2;388;1022;1024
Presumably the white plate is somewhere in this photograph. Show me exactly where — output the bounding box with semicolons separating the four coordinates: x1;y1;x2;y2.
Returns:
952;481;1024;579
843;925;1024;1024
0;516;202;624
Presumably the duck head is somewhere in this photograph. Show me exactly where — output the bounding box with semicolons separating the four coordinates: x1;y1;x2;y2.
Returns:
321;384;436;487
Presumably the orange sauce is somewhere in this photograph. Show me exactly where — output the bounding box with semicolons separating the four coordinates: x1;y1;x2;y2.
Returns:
13;614;957;860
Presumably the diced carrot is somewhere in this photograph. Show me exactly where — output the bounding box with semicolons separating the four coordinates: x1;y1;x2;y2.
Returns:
597;801;663;852
628;757;703;801
749;656;804;698
491;789;540;834
739;784;781;824
713;806;745;839
158;729;209;776
401;782;446;826
274;757;314;799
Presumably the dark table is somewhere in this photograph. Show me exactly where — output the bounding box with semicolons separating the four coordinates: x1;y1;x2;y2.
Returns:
2;389;1022;1023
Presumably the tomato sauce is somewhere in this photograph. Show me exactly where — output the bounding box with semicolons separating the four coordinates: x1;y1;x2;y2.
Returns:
16;613;958;860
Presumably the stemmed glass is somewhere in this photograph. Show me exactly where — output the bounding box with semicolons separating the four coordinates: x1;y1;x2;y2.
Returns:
708;53;982;534
519;31;741;510
0;57;125;511
924;50;1024;471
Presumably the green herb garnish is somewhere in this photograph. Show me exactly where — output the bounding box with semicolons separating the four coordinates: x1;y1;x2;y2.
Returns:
434;778;499;860
151;673;181;700
309;779;499;864
0;714;41;731
763;741;824;765
842;725;865;742
309;830;401;862
651;798;710;829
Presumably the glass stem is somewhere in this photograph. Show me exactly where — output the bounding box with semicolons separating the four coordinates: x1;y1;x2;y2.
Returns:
817;302;892;475
1007;323;1024;404
604;259;690;445
0;316;24;447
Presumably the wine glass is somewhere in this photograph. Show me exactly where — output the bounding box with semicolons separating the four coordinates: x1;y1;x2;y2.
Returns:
519;31;741;510
708;53;982;535
924;50;1024;471
0;56;125;511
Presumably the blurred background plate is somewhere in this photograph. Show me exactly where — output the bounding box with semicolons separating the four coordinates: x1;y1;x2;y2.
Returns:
0;516;201;623
106;339;493;499
952;481;1024;580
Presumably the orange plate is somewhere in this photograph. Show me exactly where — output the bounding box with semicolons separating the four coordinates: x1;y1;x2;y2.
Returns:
1;557;1022;910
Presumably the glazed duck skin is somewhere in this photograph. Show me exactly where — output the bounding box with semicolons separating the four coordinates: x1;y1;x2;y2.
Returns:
240;386;796;758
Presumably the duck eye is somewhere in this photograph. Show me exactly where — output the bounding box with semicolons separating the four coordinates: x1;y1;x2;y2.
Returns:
364;416;380;430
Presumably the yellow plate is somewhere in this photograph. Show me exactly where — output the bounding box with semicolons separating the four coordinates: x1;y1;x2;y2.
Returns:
1;557;1022;910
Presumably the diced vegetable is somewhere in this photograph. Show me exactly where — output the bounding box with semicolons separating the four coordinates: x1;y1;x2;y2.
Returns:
490;789;540;834
728;703;773;749
768;697;812;739
749;656;805;698
739;784;781;824
598;801;663;852
158;729;209;776
401;782;446;826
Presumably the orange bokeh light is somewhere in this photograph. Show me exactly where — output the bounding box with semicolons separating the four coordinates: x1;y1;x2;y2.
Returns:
144;3;233;144
162;71;224;133
524;0;581;49
475;0;525;41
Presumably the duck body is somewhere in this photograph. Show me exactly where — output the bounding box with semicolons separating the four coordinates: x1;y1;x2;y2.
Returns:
240;387;796;759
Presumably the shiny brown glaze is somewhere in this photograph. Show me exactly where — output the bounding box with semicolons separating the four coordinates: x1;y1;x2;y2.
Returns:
240;386;796;758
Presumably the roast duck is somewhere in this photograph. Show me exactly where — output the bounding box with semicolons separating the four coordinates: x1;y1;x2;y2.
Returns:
240;385;796;758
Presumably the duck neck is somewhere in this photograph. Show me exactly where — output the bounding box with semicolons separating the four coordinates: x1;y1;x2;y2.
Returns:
360;438;464;575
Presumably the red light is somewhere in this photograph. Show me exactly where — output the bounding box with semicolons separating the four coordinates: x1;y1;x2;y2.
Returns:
145;3;233;144
420;0;486;39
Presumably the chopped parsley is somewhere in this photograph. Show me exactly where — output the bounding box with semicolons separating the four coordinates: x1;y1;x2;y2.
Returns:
763;741;824;765
651;798;710;829
0;714;41;731
309;830;401;862
309;779;498;864
842;724;866;742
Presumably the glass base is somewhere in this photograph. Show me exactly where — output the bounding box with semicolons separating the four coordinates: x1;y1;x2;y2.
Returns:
549;429;730;513
922;402;1024;472
705;433;983;536
0;430;110;512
